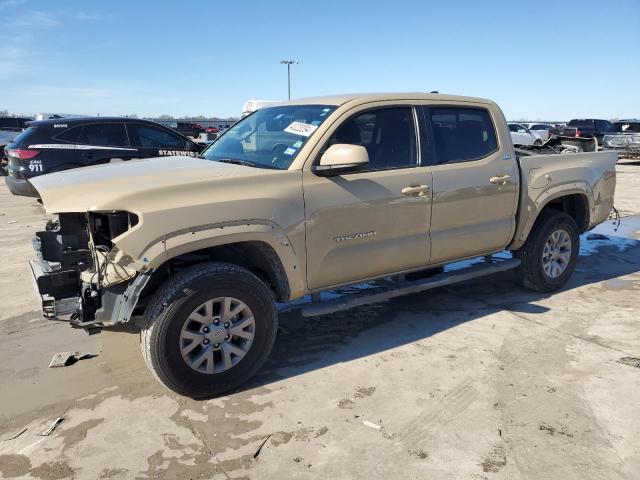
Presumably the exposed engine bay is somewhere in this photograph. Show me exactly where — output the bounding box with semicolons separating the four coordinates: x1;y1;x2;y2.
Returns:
30;211;147;332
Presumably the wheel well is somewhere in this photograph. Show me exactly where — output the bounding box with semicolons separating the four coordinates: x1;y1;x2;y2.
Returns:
142;241;291;304
542;194;589;233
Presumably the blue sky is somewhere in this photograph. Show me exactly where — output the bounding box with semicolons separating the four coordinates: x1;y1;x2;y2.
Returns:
0;0;638;120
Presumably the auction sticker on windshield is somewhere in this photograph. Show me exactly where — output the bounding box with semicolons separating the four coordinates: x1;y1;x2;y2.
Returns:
284;121;318;137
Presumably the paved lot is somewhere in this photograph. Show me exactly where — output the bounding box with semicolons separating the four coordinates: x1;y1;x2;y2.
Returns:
1;162;639;480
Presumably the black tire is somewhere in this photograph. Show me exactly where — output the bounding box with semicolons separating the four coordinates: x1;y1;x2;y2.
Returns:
534;139;542;146
140;262;277;398
513;210;579;292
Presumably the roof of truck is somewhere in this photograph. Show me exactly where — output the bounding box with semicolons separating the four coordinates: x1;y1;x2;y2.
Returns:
280;92;495;107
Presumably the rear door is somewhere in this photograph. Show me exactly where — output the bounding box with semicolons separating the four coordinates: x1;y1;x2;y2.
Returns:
303;105;432;290
422;104;519;264
75;122;136;165
126;123;201;158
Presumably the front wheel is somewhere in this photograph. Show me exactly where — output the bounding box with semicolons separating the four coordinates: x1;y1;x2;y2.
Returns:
513;210;579;292
140;262;278;398
533;139;542;146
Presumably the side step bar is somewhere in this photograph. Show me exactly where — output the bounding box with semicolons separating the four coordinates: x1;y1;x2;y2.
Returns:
301;258;521;317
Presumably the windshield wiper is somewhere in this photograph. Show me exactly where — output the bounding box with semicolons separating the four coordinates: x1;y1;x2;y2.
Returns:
216;158;257;167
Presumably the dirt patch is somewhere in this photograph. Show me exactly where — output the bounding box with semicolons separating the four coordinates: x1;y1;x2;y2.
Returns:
408;448;428;459
314;426;328;438
338;399;355;409
29;461;75;480
618;357;640;368
539;423;573;437
60;418;105;450
0;454;31;478
480;444;507;473
353;386;376;398
99;468;127;479
143;448;225;479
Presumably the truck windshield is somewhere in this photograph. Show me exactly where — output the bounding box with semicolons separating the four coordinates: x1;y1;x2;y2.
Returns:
202;105;336;169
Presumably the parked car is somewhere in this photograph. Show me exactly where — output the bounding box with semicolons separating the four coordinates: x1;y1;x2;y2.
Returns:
0;116;32;132
548;124;579;138
159;121;205;138
1;116;33;175
614;119;640;133
603;133;640;158
28;93;616;397
4;117;204;197
564;119;616;145
525;123;553;141
508;123;543;146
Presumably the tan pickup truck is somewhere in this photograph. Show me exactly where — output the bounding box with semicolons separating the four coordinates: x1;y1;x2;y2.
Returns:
28;93;617;397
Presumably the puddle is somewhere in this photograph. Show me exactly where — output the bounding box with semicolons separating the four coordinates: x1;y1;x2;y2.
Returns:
579;215;640;256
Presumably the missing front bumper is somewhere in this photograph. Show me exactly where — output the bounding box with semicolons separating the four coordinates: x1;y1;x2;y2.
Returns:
29;258;81;320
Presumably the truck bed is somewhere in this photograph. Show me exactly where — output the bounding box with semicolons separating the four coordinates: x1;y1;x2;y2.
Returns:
510;149;618;250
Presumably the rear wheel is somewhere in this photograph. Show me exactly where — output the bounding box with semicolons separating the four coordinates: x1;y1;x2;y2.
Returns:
140;262;278;398
533;139;543;146
514;210;579;292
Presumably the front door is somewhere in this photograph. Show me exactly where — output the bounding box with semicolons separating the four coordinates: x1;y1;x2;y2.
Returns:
422;105;519;265
303;106;432;290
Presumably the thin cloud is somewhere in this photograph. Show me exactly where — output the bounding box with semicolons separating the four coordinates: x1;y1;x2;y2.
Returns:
0;0;27;10
74;11;100;21
9;10;59;27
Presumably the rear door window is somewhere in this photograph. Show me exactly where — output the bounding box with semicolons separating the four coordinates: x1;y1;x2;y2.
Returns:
127;124;186;148
77;123;129;147
426;107;498;164
54;126;82;143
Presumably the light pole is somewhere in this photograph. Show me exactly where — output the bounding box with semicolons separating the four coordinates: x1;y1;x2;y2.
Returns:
280;59;299;100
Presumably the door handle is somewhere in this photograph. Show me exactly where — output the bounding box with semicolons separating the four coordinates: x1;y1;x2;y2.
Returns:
489;174;511;185
401;184;430;196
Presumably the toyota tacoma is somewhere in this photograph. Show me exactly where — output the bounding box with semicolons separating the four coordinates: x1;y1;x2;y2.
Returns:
27;93;617;397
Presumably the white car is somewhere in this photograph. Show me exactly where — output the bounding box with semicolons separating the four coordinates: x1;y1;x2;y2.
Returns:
526;123;553;142
509;123;543;146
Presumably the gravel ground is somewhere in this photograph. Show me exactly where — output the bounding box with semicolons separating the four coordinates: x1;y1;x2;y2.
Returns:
0;162;639;480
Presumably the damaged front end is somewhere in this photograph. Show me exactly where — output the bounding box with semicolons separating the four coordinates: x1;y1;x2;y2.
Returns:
30;211;150;332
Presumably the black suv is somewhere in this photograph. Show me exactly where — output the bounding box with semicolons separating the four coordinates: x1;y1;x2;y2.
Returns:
566;119;617;145
4;117;204;197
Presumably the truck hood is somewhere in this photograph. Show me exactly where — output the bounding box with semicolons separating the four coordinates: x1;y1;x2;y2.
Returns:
30;156;269;213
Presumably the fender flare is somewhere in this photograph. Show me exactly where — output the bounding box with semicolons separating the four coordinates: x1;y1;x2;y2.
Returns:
141;219;306;299
508;184;592;251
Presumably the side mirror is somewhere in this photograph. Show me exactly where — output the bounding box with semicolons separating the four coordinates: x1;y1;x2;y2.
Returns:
313;144;369;176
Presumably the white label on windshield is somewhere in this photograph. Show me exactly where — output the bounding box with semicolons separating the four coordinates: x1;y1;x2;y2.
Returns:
284;121;318;137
